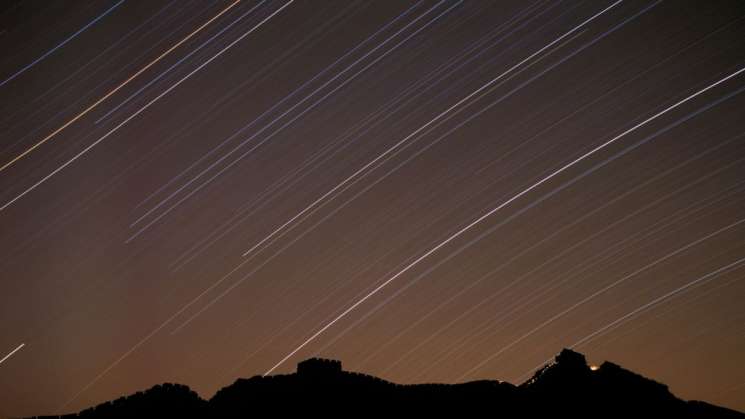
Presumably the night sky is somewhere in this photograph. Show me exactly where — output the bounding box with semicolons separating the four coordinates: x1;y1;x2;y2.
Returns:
1;0;744;416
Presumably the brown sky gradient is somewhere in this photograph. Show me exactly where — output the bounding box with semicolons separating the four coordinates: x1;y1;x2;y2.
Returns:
0;0;744;416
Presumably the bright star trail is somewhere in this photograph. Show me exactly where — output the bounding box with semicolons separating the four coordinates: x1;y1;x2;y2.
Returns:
0;344;24;367
0;0;241;175
0;1;744;417
0;0;126;89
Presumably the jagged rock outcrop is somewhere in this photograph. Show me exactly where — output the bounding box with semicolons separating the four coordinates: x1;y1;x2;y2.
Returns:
25;349;745;418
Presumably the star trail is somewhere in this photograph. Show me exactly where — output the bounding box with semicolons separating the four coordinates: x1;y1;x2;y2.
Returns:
0;0;744;416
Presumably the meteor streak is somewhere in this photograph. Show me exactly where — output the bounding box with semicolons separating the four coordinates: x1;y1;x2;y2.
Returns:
263;65;745;376
0;0;241;175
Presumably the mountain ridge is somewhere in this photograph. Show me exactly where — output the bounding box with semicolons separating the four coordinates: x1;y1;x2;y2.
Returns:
22;349;745;418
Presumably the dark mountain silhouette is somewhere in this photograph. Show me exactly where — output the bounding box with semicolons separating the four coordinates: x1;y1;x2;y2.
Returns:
23;349;744;418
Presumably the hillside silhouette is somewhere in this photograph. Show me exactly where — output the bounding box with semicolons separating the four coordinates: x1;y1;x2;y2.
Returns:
24;349;744;418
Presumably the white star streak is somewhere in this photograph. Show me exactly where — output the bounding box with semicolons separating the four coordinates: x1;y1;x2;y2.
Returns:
242;1;625;262
514;255;745;384
126;0;429;220
168;0;666;274
126;0;455;238
0;0;126;89
262;1;642;376
0;0;241;175
129;0;362;214
570;256;745;349
163;1;549;271
436;83;745;376
167;25;590;332
93;0;268;125
58;299;204;410
360;131;743;371
0;343;24;366
0;0;180;146
455;217;745;381
262;65;745;377
323;76;742;369
132;0;548;253
0;1;293;212
431;179;745;385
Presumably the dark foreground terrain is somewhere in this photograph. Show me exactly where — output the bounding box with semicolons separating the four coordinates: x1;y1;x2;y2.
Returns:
25;349;744;418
